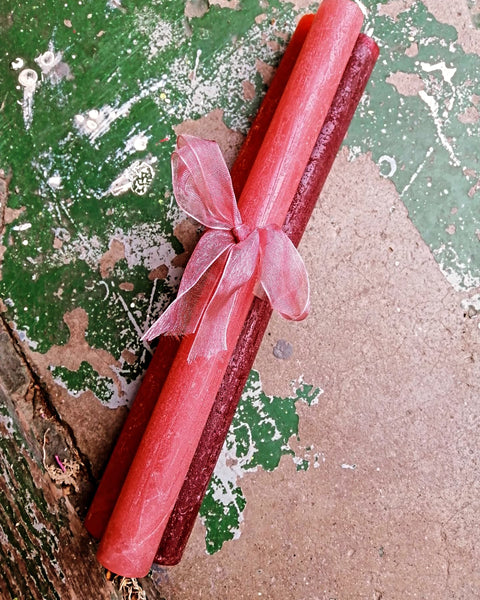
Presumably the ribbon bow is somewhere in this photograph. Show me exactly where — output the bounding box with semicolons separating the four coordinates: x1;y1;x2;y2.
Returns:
143;135;310;361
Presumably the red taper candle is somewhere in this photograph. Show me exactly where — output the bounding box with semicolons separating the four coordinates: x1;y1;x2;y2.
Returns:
87;27;379;564
156;32;379;565
84;13;314;542
97;0;363;577
84;337;180;539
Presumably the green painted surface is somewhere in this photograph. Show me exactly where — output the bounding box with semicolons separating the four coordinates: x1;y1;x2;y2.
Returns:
0;0;299;406
1;0;480;555
349;0;480;289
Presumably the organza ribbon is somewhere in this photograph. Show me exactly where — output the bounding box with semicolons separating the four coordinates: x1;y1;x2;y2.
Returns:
143;135;310;361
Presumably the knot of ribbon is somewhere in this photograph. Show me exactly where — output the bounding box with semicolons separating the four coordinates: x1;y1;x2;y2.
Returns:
143;134;310;361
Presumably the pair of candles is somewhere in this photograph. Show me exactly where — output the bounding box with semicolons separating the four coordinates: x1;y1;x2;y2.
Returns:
85;0;379;578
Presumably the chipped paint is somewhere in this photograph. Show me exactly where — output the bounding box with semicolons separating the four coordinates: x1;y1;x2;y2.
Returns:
420;60;456;85
73;80;166;144
200;369;322;553
123;132;150;154
386;71;424;96
418;90;460;167
35;43;73;83
345;1;480;291
135;9;176;60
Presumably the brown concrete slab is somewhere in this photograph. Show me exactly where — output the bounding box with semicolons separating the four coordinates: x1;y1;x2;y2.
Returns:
155;150;480;599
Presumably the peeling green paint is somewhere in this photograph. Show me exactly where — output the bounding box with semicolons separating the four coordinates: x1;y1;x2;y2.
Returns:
52;362;114;404
347;1;480;290
0;0;299;406
200;370;322;554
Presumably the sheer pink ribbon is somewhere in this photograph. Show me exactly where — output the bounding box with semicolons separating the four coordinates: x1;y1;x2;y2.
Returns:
143;135;310;361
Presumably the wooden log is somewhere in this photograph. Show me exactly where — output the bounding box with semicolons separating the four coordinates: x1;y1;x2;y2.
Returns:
0;318;123;599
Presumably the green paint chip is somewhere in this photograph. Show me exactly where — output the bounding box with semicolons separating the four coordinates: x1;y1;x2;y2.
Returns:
52;362;113;405
200;370;322;554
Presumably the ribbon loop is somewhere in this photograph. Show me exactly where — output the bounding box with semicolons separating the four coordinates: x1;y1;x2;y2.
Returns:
144;136;310;361
172;135;241;230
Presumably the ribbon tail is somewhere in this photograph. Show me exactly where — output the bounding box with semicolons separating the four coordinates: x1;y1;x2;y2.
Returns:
187;230;260;362
142;230;234;341
258;226;310;321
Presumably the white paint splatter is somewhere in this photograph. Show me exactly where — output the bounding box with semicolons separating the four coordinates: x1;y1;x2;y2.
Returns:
47;175;63;190
18;68;38;130
35;42;73;84
400;146;434;197
124;132;149;153
192;48;202;81
115;292;152;352
418;90;461;167
136;12;174;60
434;244;480;291
16;43;71;129
98;280;110;301
11;58;24;70
52;233;104;270
421;61;457;86
461;294;480;317
111;373;143;409
120;221;185;282
164;19;287;132
12;223;32;232
73;79;165;144
378;155;397;178
347;145;363;162
35;49;60;76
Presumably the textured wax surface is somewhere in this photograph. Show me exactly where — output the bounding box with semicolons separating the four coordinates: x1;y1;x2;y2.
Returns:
238;0;363;229
84;336;180;540
156;32;379;566
96;0;363;578
85;13;315;545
